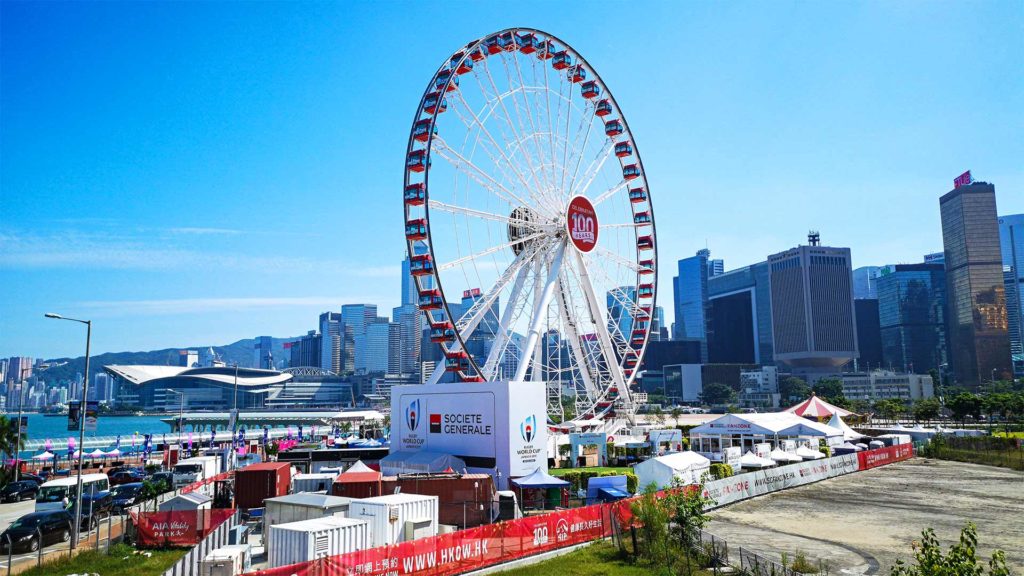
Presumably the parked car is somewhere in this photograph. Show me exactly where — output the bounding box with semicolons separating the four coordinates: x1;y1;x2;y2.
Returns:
18;473;44;485
1;481;39;503
109;469;146;486
147;471;174;492
110;483;144;513
0;511;73;553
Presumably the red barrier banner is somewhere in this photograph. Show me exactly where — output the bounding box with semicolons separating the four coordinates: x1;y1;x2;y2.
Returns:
134;509;236;547
181;470;234;494
857;444;914;470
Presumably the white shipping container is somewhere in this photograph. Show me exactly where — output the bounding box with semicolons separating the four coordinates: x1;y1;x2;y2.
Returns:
268;517;369;569
347;493;439;548
264;494;352;556
292;473;338;493
200;544;250;576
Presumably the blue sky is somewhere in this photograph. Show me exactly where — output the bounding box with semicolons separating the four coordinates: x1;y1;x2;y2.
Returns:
2;1;1021;359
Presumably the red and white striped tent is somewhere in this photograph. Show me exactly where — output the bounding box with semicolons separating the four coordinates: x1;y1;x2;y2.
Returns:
784;394;853;419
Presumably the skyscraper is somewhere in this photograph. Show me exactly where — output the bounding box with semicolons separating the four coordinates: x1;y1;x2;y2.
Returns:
707;258;724;278
178;350;199;368
6;357;33;384
319;312;342;374
355;318;391;374
707;261;774;364
253;336;274;369
876;264;947;374
853;299;884;369
939;181;1011;387
999;214;1024;375
289;330;322;368
852;266;882;299
673;250;711;362
767;236;858;369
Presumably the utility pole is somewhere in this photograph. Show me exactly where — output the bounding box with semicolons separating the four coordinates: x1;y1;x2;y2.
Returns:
13;383;26;482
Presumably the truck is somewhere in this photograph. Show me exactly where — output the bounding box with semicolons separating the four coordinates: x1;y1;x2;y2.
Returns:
173;456;220;488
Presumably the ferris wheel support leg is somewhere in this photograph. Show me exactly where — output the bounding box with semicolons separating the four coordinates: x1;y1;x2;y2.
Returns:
572;251;633;414
482;261;532;379
513;241;567;383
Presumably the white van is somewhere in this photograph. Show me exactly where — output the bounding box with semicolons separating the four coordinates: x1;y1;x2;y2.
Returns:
35;474;111;513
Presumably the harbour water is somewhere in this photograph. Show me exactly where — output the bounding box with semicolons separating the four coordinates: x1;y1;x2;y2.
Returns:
18;413;171;444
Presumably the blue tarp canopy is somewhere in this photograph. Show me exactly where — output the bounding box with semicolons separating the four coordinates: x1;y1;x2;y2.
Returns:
586;475;629;503
511;468;570;489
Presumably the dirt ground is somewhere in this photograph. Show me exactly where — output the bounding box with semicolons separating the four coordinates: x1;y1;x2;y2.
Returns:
707;458;1024;574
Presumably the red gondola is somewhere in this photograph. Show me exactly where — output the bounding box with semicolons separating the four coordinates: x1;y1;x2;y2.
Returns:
404;183;425;206
595;100;613;117
423;92;448;115
639;259;655;274
518;33;537;54
410;254;434;276
638;305;652;318
622;164;640;180
536;39;555;59
453;56;474;75
633;211;651;225
637;235;654;250
461;374;485;383
445;351;471;372
413;119;436;142
552;51;572;70
405;219;427;241
407;150;428;173
605;120;624;137
625;357;638;368
614;141;633;157
436;71;459;92
469;48;486;62
418;289;443;310
568;64;586;83
581;81;600;99
628;187;647;203
484;35;503;54
430;321;455;343
500;31;517;51
638;283;654;298
631;329;645;345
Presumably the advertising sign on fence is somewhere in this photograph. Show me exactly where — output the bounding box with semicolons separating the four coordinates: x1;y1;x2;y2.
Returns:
857;444;913;470
702;453;860;508
133;509;236;548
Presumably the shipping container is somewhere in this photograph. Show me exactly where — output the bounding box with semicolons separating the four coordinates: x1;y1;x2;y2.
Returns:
264;494;352;556
200;544;251;576
267;516;368;569
292;472;338;493
332;471;383;499
347;493;438;548
392;474;493;528
235;462;291;509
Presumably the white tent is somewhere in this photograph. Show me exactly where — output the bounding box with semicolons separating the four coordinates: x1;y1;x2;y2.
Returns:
826;412;865;441
740;451;777;469
768;447;801;463
88;448;106;458
795;445;824;460
633;451;711;490
345;460;375;473
105;448;121;457
32;451;54;461
379;450;467;476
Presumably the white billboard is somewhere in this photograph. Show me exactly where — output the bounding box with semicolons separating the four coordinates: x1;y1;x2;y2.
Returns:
392;380;547;489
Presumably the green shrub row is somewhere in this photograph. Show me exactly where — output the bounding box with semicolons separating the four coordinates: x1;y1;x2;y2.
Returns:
708;463;733;480
558;469;639;494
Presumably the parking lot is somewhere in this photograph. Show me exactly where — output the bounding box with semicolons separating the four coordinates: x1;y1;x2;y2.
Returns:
0;499;127;575
708;458;1024;574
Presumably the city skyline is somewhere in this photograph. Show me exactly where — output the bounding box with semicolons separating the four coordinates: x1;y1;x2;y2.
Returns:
3;2;1023;359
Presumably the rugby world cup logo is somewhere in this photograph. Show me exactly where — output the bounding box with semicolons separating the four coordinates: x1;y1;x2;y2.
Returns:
406;399;421;431
521;414;537;443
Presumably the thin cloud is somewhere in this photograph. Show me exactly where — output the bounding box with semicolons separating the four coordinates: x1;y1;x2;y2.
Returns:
167;227;243;236
75;296;395;317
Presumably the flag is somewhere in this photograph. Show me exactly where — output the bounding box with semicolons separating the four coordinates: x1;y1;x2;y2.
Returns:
262;426;269;445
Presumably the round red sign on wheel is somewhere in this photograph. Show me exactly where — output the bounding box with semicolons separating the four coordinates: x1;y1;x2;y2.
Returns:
566;195;598;253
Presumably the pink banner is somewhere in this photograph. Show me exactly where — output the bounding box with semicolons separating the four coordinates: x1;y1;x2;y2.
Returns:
133;509;236;548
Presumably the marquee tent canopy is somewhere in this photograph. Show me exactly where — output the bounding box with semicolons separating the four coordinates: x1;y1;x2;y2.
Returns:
826;412;865;441
689;413;842;439
633;451;711;490
345;460;375;473
511;468;570;489
785;394;853;419
768;448;801;463
740;451;777;469
379;451;466;476
795;445;825;460
32;451;54;461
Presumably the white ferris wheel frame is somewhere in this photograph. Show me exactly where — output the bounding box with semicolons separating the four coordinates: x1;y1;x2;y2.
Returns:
402;28;658;423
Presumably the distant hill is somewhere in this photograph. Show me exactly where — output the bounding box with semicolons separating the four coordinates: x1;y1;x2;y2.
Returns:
38;336;299;385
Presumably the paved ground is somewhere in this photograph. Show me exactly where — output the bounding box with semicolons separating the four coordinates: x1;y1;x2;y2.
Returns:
708;459;1024;574
0;499;127;575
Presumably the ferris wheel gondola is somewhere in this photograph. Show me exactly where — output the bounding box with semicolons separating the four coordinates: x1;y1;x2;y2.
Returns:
402;28;657;425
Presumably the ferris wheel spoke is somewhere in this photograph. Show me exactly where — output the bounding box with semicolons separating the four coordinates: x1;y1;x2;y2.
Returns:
427;200;545;230
514;54;557;198
432;138;533;209
554;274;601;402
438;231;546;273
600;222;644;229
452;238;548;338
481;259;533;380
565;106;597;204
473;60;551;211
572;141;617;200
500;55;553;195
590;247;643;273
449;92;554;216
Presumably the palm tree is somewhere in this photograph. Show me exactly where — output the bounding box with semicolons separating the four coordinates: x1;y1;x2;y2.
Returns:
0;416;26;485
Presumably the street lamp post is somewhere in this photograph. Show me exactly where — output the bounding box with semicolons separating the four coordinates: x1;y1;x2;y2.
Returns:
166;389;185;451
44;313;91;549
13;382;26;483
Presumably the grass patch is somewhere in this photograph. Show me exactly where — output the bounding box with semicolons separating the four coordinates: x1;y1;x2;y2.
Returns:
18;543;186;576
993;431;1024;439
495;540;713;576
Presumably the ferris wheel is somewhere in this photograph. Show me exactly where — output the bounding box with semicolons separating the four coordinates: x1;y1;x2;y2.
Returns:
403;28;657;424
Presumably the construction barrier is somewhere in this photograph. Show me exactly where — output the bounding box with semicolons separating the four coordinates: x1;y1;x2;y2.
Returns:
244;445;912;576
133;508;237;547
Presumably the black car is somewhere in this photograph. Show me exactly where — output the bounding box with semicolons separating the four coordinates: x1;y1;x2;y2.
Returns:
17;473;44;485
0;511;72;553
110;482;144;512
109;469;146;486
1;482;39;503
